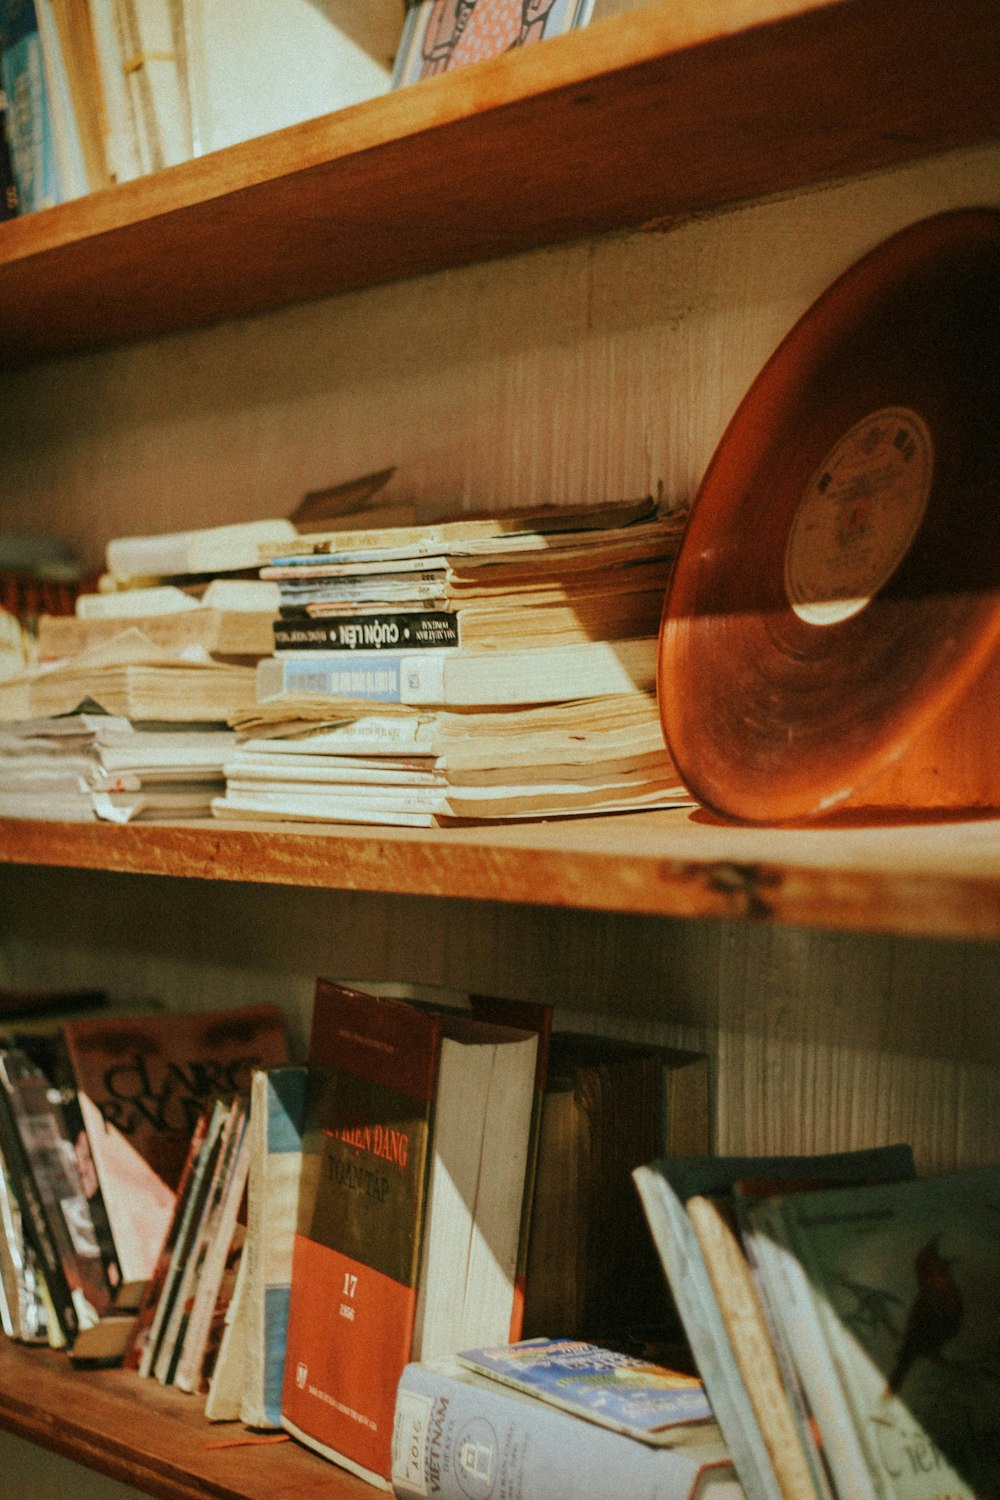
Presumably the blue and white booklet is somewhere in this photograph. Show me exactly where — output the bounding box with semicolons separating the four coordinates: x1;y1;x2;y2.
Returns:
457;1338;714;1443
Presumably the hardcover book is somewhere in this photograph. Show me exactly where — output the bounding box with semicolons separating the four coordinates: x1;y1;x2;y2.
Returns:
59;1004;289;1298
523;1035;709;1349
280;979;538;1487
392;1355;740;1500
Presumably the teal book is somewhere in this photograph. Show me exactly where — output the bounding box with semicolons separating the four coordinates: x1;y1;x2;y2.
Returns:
633;1146;916;1500
746;1164;1000;1500
0;0;60;210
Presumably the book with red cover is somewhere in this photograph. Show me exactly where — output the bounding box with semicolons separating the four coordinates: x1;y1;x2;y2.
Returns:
59;1005;290;1303
280;979;538;1488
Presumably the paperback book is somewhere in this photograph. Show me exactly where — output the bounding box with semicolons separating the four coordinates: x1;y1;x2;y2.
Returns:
457;1339;714;1441
744;1164;1000;1500
392;1355;741;1500
633;1145;917;1500
59;1003;289;1300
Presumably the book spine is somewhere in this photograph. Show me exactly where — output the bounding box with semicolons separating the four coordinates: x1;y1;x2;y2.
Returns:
744;1198;880;1500
0;78;19;215
125;1103;210;1372
52;1071;125;1307
0;0;63;210
391;1361;725;1500
273;612;459;653
632;1162;779;1500
240;1066;305;1430
257;651;448;705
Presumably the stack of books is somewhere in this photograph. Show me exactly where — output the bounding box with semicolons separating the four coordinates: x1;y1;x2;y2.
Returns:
213;496;692;826
0;711;237;822
0;471;425;735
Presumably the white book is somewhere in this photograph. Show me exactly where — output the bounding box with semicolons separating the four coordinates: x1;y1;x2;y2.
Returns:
256;637;659;708
35;0;89;198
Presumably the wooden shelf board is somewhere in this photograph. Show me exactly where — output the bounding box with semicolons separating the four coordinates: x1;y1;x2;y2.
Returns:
4;811;1000;939
1;0;998;364
0;1340;369;1500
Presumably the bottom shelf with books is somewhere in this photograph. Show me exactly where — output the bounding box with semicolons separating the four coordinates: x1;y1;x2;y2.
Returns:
0;1338;371;1500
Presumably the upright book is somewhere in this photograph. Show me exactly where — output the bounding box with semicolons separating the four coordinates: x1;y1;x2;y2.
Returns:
0;0;61;209
523;1035;709;1349
281;979;539;1488
633;1146;917;1500
0;1047;116;1356
207;1063;307;1428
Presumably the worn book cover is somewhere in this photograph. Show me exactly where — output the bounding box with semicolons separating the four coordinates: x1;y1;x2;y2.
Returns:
748;1164;1000;1500
234;1064;307;1427
634;1145;916;1500
392;1356;739;1500
60;1004;289;1294
0;1047;115;1348
281;979;537;1487
458;1339;713;1441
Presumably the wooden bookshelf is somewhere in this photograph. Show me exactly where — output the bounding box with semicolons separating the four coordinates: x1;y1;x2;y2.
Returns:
0;1340;369;1500
2;6;999;1498
4;811;1000;941
0;0;998;366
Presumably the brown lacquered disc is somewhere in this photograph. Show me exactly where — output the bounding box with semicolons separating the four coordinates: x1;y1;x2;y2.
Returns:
658;209;1000;823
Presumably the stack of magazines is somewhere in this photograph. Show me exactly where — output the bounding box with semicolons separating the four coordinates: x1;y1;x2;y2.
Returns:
213;495;693;826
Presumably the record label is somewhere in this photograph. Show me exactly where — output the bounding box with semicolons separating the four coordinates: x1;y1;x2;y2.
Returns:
785;407;934;626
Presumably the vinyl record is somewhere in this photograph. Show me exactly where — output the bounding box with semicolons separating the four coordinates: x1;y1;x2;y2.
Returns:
658;208;1000;823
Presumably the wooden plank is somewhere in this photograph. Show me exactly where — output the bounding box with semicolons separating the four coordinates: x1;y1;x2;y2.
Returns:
0;0;997;363
4;812;1000;939
0;1341;367;1500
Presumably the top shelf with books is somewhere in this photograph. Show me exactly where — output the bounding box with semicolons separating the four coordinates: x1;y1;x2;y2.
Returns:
4;811;1000;942
0;0;998;367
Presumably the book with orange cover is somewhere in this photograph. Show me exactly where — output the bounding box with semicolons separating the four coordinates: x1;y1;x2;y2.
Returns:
280;979;538;1488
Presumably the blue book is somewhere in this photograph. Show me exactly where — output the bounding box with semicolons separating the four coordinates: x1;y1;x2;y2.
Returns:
239;1065;306;1429
0;0;60;210
458;1339;714;1442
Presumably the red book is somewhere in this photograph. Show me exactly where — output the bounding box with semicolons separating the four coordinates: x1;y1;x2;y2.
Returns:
281;979;538;1488
60;1004;290;1303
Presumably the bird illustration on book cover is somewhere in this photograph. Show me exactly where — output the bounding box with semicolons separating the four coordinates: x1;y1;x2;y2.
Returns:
787;1169;1000;1500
